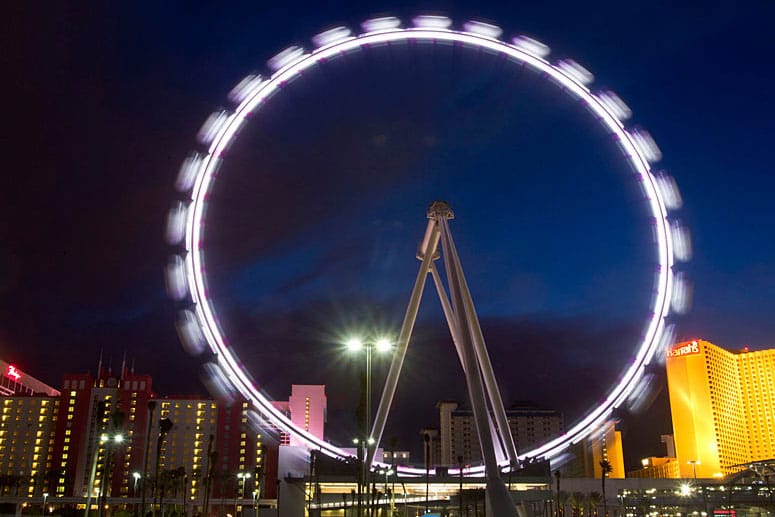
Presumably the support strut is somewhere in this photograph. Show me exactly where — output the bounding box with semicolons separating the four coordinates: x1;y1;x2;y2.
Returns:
366;201;518;517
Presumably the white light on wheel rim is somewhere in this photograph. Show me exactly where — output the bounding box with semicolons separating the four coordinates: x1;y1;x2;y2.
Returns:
170;18;684;475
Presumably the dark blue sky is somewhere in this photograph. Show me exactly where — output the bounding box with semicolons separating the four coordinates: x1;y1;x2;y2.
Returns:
2;1;773;467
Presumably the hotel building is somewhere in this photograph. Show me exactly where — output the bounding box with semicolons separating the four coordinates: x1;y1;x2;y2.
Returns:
435;401;564;466
0;395;58;496
666;339;775;478
0;362;273;504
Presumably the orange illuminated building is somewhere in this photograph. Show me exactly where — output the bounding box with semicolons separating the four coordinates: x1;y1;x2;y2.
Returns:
666;339;775;478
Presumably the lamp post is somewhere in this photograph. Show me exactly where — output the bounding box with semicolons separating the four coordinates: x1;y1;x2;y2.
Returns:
85;401;108;517
688;461;707;515
377;468;394;515
98;432;125;517
345;336;393;437
42;492;48;515
131;472;141;517
458;456;464;517
236;472;252;517
352;436;374;517
688;460;700;483
424;432;431;515
140;401;156;517
345;336;393;517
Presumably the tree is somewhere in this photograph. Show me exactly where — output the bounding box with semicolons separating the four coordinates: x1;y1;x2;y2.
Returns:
558;491;570;517
599;459;612;517
588;491;601;517
569;492;586;517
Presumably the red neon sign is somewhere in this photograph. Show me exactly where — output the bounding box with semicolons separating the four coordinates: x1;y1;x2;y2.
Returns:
666;340;700;359
6;365;21;381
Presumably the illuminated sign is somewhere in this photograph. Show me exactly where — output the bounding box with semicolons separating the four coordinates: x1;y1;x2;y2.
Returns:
667;341;700;359
6;365;21;381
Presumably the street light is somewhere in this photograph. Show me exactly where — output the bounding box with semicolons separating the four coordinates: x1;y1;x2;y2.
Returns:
42;492;48;515
688;460;700;483
236;472;252;517
344;335;394;440
378;468;394;513
253;489;259;517
99;433;125;517
687;461;707;515
352;437;374;517
345;335;393;517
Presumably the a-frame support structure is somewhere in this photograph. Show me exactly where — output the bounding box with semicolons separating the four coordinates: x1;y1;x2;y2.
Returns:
368;201;519;517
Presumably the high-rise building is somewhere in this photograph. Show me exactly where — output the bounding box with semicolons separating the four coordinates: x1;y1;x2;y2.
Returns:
156;397;219;501
0;395;59;496
666;339;775;478
52;368;155;498
435;401;564;466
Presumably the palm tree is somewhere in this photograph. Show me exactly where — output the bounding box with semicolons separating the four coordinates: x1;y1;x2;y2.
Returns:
570;492;585;517
588;491;602;517
558;491;570;517
599;459;612;517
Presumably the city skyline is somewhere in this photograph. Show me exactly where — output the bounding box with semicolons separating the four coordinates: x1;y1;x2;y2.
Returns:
2;1;774;473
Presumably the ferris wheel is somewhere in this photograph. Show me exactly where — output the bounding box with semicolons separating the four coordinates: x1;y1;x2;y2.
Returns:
165;15;691;478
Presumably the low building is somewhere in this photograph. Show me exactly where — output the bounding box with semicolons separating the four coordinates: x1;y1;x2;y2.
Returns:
628;457;681;479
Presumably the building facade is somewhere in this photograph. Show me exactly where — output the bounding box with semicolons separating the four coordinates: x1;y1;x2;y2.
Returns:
563;420;625;479
435;401;564;466
0;363;277;508
271;384;327;448
666;339;775;478
0;395;58;496
628;457;681;479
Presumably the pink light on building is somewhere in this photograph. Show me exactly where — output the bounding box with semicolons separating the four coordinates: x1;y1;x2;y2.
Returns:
288;385;326;445
271;385;327;447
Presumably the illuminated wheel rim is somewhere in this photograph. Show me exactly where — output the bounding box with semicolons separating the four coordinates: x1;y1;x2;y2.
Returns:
166;16;690;475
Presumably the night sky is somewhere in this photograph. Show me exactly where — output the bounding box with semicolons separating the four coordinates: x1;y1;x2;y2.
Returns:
3;1;774;469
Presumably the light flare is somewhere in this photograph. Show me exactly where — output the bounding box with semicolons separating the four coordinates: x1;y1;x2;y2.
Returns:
557;59;594;85
631;129;663;163
511;35;550;58
312;26;353;48
197;111;230;145
463;21;503;39
228;75;266;104
412;15;452;29
267;46;306;71
166;202;187;245
597;91;632;121
176;309;207;356
164;255;188;300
